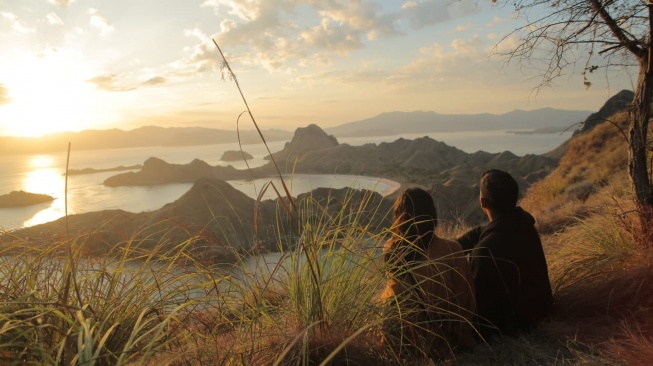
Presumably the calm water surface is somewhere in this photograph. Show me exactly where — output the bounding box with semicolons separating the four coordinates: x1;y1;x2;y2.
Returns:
0;131;571;231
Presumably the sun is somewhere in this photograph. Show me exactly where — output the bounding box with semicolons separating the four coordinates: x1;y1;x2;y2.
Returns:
0;50;99;138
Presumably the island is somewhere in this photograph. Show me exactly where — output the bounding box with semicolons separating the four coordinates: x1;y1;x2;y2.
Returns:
66;164;142;176
221;150;253;161
0;191;55;208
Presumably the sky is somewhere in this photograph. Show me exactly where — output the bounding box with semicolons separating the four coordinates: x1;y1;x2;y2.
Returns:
0;0;637;137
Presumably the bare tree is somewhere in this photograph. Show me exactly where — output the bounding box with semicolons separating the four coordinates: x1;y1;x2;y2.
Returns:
494;0;653;242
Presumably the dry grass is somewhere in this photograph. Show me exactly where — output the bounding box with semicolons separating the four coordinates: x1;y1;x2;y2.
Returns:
521;112;630;235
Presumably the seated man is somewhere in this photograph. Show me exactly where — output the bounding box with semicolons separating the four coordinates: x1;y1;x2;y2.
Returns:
457;169;553;340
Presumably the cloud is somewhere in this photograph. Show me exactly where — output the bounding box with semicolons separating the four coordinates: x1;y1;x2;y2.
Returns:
401;0;479;30
455;22;473;32
0;83;10;105
183;28;223;73
46;12;64;26
86;74;135;92
288;34;505;93
140;76;167;86
190;0;400;73
89;9;114;35
299;18;364;54
402;1;417;9
48;0;76;7
485;15;511;28
380;34;537;99
294;68;388;88
1;12;35;33
87;73;167;92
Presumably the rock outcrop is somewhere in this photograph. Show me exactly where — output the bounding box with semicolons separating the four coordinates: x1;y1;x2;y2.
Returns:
547;90;633;160
575;90;633;135
268;124;339;164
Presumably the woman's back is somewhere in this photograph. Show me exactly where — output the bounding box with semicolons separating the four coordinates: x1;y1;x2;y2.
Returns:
381;236;476;356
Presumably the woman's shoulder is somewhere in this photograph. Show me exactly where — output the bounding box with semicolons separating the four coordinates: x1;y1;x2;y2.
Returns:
432;236;464;250
428;236;465;258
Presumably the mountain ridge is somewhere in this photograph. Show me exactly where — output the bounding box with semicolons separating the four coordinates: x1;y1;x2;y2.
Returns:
0;108;591;155
324;108;591;137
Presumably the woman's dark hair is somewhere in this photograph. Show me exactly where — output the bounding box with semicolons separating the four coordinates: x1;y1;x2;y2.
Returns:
386;187;438;271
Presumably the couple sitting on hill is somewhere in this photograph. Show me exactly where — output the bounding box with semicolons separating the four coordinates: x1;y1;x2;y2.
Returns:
380;169;553;359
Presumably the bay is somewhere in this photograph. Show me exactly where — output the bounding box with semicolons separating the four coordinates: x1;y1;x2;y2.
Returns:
0;130;571;231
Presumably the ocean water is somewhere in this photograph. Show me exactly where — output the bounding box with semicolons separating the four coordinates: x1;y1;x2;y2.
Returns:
0;130;571;231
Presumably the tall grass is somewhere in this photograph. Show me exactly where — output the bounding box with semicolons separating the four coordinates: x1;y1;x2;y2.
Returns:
0;229;202;365
550;211;637;297
0;183;401;365
170;187;397;365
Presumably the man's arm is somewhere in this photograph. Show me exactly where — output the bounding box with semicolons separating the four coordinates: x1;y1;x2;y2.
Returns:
456;226;484;251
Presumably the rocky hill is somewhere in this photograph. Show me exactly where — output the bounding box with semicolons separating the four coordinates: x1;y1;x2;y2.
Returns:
268;124;339;164
259;127;558;224
103;157;251;186
5;177;392;260
102;123;559;224
546;89;634;160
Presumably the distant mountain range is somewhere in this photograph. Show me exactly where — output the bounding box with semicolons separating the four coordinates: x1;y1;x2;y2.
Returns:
323;108;591;137
0;108;591;155
0;126;293;155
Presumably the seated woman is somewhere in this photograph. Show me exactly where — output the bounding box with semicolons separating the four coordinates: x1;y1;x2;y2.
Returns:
380;187;476;359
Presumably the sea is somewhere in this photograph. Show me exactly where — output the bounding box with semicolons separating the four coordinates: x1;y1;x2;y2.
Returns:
0;130;571;231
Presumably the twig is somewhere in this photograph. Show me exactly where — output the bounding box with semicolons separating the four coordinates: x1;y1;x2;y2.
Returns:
212;38;297;214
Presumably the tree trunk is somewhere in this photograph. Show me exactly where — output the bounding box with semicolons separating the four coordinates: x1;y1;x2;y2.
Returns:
628;56;653;245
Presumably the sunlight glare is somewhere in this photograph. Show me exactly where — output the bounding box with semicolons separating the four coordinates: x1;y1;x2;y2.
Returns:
23;168;63;197
28;155;57;169
0;49;97;137
20;164;65;227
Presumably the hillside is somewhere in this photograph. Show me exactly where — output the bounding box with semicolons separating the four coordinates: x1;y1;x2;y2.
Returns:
5;177;392;259
471;108;653;366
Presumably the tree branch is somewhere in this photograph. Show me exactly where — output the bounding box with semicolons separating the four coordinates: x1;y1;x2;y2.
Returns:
588;0;645;59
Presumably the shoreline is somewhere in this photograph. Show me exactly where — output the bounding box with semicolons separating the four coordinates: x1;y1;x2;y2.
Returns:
274;173;402;197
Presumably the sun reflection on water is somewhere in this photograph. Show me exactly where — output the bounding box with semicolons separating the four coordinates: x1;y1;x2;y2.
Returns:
28;155;57;169
23;169;63;196
20;156;66;227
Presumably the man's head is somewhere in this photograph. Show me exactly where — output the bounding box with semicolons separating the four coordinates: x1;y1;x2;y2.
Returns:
480;169;519;215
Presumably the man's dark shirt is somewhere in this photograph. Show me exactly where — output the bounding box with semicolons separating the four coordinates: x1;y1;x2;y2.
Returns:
457;207;553;339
